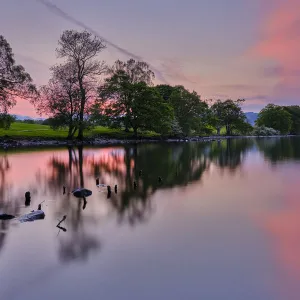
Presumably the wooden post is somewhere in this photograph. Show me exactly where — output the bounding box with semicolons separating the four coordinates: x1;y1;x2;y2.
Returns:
25;191;31;206
107;185;111;199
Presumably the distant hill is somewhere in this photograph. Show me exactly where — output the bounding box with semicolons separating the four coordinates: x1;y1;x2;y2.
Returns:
13;114;45;121
245;112;258;126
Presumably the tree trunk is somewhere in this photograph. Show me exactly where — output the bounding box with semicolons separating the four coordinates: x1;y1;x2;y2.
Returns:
133;127;138;138
67;126;73;140
77;71;86;141
226;124;231;136
217;126;221;135
77;101;84;140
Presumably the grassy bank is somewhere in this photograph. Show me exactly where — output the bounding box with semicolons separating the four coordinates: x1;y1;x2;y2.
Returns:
0;123;159;139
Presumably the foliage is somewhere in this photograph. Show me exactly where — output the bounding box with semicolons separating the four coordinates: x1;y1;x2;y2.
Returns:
98;60;174;136
56;30;106;139
22;119;35;124
256;104;292;134
0;114;15;129
232;118;253;135
283;106;300;134
252;126;280;136
108;59;155;85
33;62;85;139
0;35;36;125
156;85;209;136
210;99;246;135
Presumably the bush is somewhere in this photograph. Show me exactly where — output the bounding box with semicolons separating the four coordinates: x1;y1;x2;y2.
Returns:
0;114;16;129
22;119;35;124
252;126;280;136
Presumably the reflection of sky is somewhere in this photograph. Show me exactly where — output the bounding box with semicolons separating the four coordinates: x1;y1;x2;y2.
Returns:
1;0;300;116
1;142;300;299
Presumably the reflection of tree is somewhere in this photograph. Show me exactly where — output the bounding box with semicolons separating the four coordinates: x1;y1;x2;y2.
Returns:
0;155;20;254
39;139;255;245
38;146;101;263
208;139;254;173
256;137;300;164
89;143;211;226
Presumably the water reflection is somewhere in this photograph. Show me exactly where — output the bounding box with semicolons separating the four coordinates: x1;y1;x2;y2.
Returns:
256;137;300;164
0;140;264;261
2;138;300;299
208;138;254;173
0;154;22;254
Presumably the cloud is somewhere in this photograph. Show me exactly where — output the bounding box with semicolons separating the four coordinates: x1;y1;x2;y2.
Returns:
250;0;300;102
264;66;300;78
214;84;260;92
15;53;50;68
245;95;268;101
35;0;168;83
212;93;229;99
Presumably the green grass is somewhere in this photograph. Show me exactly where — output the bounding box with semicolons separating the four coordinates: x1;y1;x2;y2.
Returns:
0;123;159;139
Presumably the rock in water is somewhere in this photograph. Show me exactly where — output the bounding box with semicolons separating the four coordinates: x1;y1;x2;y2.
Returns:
72;188;92;198
0;214;15;220
19;210;45;223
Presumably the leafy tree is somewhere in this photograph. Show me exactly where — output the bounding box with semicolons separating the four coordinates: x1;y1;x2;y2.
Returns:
56;30;106;140
104;59;155;132
232;118;253;135
97;60;173;136
156;85;209;136
0;35;36;127
283;106;300;134
99;72;173;136
210;99;246;135
256;104;292;134
108;59;154;85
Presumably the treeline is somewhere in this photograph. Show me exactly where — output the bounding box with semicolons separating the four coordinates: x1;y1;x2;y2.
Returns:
255;104;300;135
0;30;299;139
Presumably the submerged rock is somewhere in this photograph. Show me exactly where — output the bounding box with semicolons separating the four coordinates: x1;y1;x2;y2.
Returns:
0;214;15;220
19;210;45;223
72;188;92;198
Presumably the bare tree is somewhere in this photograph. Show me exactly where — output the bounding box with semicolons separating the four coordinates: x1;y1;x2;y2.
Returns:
33;62;82;139
56;30;107;140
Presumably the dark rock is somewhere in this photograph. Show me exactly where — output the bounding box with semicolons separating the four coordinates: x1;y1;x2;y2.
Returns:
0;214;15;220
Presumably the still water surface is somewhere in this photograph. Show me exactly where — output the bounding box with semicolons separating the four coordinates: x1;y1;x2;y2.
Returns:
0;138;300;300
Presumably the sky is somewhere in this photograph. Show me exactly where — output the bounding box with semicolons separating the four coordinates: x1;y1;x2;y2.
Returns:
0;0;299;117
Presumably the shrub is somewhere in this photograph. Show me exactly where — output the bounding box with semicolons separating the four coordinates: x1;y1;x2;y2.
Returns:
252;126;280;136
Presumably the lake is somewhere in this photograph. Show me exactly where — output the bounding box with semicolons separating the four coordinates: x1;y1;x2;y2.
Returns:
0;137;300;300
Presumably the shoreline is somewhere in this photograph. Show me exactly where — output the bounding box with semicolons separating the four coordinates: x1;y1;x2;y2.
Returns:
0;135;296;149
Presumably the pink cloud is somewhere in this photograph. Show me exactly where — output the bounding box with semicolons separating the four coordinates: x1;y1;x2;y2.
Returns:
10;97;40;118
251;0;300;103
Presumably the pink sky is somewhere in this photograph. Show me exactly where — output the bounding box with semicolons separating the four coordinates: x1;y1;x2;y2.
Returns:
2;0;299;117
